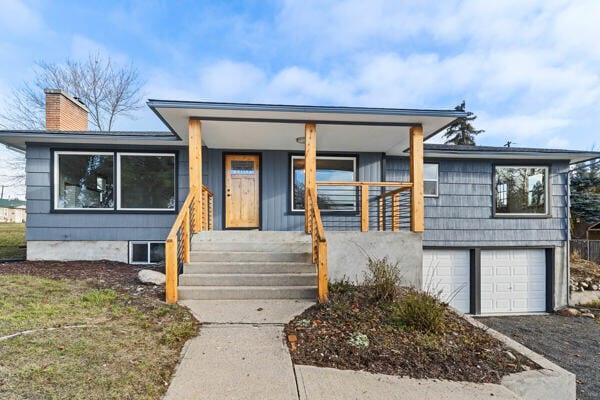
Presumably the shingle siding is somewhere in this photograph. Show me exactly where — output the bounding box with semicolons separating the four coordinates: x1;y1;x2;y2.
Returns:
385;157;569;247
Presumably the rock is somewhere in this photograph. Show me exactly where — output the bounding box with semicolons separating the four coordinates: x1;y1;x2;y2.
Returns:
580;282;589;289
592;284;599;291
581;313;595;319
505;350;517;361
137;269;166;285
559;308;580;316
584;277;593;283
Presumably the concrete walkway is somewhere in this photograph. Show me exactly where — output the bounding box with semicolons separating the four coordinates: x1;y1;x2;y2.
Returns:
164;300;522;400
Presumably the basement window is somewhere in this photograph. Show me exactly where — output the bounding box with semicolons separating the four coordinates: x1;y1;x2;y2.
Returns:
130;241;166;264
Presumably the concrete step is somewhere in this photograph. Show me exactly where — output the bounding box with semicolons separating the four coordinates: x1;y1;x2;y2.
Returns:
184;262;315;274
193;231;310;243
191;241;311;253
179;273;317;287
190;251;312;263
178;285;318;300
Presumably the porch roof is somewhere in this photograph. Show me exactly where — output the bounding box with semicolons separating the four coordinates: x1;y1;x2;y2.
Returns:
148;100;465;156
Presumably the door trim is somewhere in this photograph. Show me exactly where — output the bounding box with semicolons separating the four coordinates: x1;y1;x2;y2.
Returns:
222;152;262;230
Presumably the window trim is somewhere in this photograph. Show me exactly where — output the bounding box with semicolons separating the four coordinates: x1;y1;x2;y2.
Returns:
116;152;177;211
53;151;116;211
129;241;166;264
492;165;551;218
424;162;439;198
290;155;358;213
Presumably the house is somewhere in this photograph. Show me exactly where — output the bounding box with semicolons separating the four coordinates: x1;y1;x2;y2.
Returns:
1;89;599;314
0;199;26;223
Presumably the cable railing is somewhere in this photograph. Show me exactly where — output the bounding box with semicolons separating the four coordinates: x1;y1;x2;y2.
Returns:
165;185;214;304
314;182;413;232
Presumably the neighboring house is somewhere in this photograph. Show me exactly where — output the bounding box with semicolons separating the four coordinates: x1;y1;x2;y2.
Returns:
0;199;26;223
0;89;599;314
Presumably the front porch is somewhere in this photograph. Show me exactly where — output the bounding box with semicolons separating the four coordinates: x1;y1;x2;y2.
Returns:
149;101;463;304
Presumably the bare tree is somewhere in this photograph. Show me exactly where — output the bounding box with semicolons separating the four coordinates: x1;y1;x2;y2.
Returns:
0;52;145;131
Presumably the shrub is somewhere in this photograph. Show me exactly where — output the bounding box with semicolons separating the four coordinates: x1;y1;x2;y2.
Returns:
329;276;353;294
363;257;402;302
348;332;369;349
390;289;448;334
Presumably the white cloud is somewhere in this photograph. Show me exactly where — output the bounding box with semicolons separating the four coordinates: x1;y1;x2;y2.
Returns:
0;0;42;35
546;136;570;149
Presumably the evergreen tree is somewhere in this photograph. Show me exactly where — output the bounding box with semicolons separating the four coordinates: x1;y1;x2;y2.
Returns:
570;159;600;223
443;101;484;145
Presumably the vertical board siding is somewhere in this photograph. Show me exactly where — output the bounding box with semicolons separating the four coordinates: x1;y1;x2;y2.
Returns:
25;144;190;241
385;157;569;247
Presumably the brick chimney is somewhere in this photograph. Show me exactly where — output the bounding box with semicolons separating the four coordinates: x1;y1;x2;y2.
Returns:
45;89;89;131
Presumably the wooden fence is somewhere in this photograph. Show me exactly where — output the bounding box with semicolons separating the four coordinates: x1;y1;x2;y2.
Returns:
570;240;600;264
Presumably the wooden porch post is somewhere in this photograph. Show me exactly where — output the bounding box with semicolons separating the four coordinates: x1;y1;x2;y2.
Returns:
304;123;316;233
189;119;203;232
410;125;424;232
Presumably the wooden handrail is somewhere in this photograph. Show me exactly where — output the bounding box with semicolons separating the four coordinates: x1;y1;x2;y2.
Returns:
307;187;328;302
316;181;413;187
165;185;214;304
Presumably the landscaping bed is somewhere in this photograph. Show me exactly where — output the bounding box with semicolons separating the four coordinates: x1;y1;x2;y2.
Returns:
285;283;538;384
0;261;196;400
0;260;165;298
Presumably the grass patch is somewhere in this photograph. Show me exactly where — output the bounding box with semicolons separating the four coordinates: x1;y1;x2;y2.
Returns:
0;274;199;399
389;289;448;334
0;222;26;259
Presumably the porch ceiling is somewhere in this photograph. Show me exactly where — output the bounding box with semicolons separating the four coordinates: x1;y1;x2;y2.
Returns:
148;100;464;156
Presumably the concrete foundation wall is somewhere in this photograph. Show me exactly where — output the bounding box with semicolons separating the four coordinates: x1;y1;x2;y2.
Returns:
27;241;129;263
327;231;423;287
555;244;568;309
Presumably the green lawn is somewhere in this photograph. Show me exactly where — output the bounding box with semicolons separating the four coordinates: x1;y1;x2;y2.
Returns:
0;223;26;259
0;275;199;400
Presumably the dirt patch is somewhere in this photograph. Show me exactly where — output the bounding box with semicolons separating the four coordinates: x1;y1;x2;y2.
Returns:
571;256;600;281
285;285;538;384
0;260;165;299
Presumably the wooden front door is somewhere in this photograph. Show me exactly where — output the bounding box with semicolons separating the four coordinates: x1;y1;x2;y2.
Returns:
225;154;260;229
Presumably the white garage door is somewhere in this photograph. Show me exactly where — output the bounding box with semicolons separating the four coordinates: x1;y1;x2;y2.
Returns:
480;249;546;314
423;249;470;314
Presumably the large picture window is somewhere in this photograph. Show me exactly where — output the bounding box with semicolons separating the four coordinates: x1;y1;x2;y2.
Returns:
291;155;356;212
54;151;176;212
118;153;176;210
54;152;114;209
494;166;548;215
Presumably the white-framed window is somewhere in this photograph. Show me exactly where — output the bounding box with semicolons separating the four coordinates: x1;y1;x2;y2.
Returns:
291;155;357;212
424;163;439;197
129;241;166;264
117;153;176;211
494;166;549;216
54;151;115;210
53;151;176;212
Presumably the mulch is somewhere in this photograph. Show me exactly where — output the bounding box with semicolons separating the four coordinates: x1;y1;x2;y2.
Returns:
0;260;165;299
285;286;539;384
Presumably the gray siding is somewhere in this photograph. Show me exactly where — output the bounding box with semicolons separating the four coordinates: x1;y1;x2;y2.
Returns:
385;157;569;247
202;149;382;231
26;144;189;241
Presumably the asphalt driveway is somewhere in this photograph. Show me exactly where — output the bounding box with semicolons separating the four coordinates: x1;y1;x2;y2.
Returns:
478;314;600;400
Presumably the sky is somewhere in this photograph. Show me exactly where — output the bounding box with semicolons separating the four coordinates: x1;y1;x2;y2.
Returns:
1;0;600;198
